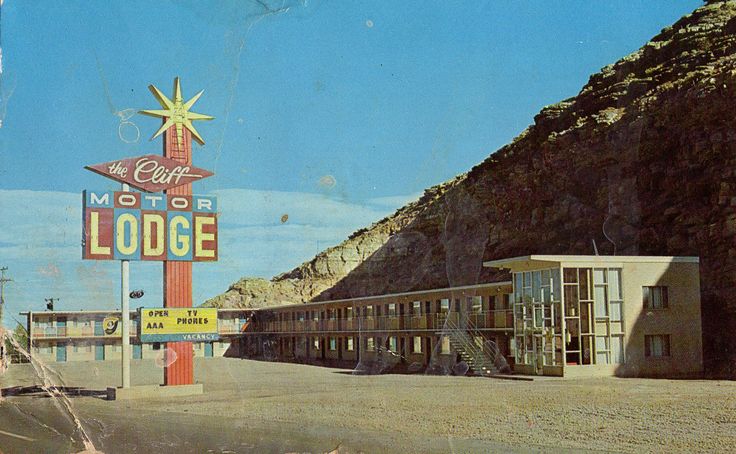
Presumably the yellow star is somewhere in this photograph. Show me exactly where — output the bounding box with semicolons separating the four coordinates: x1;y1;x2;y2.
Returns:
139;77;214;147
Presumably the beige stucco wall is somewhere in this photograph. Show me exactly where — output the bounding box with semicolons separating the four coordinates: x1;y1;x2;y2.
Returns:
616;261;702;377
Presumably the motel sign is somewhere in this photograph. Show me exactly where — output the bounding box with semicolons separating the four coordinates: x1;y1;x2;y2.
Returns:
82;190;218;261
82;77;216;388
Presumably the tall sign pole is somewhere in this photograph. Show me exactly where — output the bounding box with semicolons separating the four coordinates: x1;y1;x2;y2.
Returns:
140;78;214;386
121;183;131;389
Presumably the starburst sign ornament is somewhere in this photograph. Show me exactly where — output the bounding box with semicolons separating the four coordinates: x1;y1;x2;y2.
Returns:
139;77;214;147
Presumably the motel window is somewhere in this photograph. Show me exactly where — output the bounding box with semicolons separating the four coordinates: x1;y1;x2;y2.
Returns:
365;306;374;318
85;343;92;353
366;337;375;351
440;299;450;314
412;336;422;353
412;301;421;315
329;338;337;351
346;337;354;351
330;310;336;320
313;338;320;350
298;312;305;322
346;307;353;320
645;335;671;358
643;286;668;310
389;336;398;352
73;345;79;353
471;296;482;313
388;303;396;316
153;343;161;350
111;344;119;352
440;336;451;354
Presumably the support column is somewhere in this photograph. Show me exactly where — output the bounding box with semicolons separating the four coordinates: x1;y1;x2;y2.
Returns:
121;238;131;388
163;126;194;386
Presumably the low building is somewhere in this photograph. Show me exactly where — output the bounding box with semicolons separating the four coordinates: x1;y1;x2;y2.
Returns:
239;255;702;378
239;282;515;376
21;308;249;363
20;255;703;378
483;255;703;377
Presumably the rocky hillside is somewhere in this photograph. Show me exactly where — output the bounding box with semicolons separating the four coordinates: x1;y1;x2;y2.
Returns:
204;176;464;308
209;1;736;375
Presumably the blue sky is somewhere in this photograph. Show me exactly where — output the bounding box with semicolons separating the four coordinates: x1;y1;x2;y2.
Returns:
0;1;700;325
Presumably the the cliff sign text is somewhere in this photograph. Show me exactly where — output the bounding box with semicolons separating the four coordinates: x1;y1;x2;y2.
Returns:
85;154;214;192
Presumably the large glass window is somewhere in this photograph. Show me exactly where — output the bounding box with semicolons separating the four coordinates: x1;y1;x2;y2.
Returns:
412;336;422;353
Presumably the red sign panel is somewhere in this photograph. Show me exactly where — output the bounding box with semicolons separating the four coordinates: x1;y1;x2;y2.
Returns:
84;155;214;193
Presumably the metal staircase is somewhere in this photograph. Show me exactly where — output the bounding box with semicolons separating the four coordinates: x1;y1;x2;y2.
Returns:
439;315;510;377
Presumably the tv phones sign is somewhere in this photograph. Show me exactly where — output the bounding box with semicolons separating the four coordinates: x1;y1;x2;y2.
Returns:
82;190;218;261
139;307;219;343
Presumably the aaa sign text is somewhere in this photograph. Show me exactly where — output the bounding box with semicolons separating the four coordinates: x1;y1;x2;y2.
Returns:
82;190;218;261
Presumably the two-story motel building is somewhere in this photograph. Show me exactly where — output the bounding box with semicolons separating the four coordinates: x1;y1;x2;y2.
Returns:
22;309;247;363
22;255;703;378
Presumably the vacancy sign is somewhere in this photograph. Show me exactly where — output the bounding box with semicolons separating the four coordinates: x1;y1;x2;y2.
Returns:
139;307;219;342
82;190;218;261
85;154;214;193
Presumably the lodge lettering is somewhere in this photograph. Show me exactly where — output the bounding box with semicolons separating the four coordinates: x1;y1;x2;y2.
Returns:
133;157;204;186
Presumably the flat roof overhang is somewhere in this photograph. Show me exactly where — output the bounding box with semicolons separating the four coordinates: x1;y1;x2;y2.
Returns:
483;255;700;273
250;281;512;312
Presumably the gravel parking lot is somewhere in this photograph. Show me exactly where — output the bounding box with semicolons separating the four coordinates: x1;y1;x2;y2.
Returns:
1;357;735;453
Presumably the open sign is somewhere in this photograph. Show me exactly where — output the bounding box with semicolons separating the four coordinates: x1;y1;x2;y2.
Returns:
82;190;218;261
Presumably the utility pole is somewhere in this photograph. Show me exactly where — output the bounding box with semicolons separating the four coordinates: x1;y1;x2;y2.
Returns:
0;267;12;326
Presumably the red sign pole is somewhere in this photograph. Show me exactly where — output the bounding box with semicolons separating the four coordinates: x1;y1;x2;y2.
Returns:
163;124;194;386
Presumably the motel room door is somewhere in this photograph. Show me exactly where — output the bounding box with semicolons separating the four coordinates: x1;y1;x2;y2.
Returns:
204;342;214;357
56;342;67;362
95;343;105;361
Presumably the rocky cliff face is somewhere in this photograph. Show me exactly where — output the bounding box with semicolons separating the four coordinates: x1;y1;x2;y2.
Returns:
209;1;736;375
204;176;464;308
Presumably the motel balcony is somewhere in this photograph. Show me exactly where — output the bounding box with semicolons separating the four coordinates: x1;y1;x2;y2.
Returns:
31;326;139;339
217;324;245;336
248;310;514;334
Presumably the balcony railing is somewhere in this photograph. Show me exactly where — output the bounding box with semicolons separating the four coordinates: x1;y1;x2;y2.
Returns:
248;310;513;334
31;328;135;339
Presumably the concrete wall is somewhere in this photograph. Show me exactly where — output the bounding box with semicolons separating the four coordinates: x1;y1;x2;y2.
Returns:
616;261;703;377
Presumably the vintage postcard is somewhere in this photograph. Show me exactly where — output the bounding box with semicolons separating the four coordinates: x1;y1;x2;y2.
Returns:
0;1;732;453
